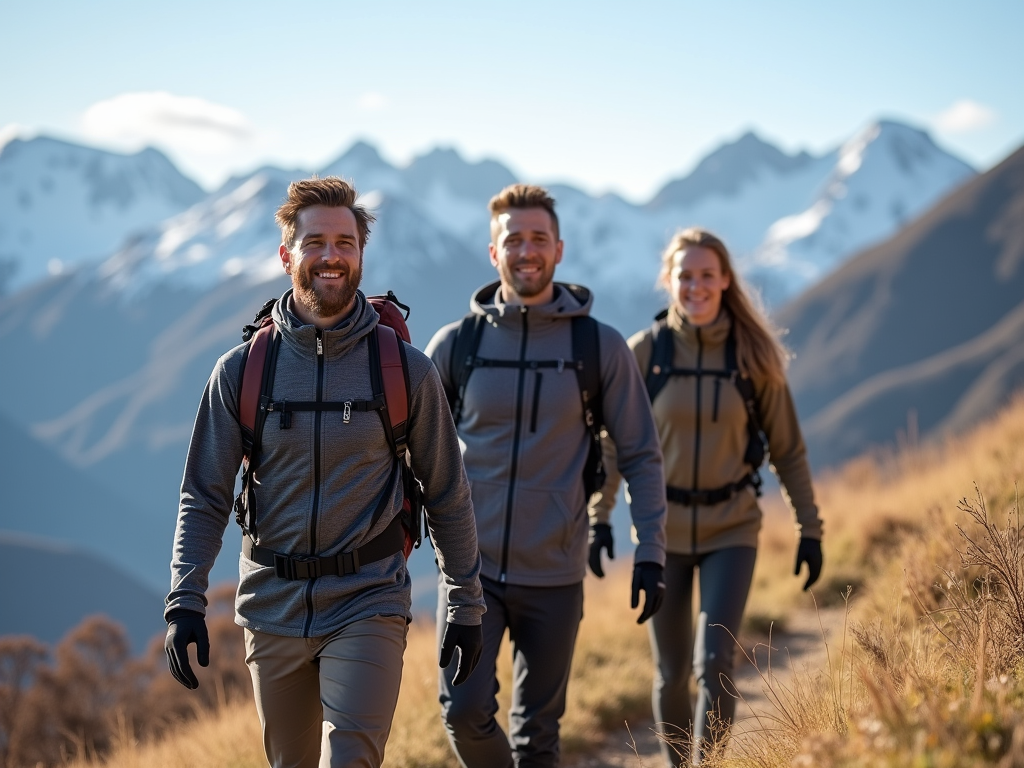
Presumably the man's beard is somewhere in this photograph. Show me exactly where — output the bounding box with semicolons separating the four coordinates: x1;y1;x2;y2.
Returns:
292;258;362;319
499;258;556;299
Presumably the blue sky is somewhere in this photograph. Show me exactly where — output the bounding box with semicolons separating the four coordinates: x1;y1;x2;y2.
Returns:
3;0;1022;201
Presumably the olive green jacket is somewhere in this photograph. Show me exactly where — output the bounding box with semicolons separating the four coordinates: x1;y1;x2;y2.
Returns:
591;307;822;553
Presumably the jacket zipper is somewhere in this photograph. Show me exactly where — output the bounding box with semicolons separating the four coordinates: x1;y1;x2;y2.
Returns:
303;329;325;636
712;378;721;422
499;307;529;582
691;328;704;555
530;372;542;432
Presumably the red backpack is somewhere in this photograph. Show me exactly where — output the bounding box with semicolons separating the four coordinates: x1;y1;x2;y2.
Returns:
231;292;423;581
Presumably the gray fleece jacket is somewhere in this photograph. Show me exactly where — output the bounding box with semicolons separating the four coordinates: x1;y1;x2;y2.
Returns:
166;290;485;636
426;281;666;587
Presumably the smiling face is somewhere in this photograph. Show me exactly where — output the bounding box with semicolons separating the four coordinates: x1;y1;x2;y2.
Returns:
668;244;731;326
489;207;564;306
279;205;362;327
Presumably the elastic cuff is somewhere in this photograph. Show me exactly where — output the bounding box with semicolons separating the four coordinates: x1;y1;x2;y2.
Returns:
165;607;205;624
633;543;666;567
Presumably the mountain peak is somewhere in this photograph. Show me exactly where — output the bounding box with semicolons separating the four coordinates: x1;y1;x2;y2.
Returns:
402;146;516;205
649;130;815;209
0;134;205;293
836;118;975;180
319;139;394;182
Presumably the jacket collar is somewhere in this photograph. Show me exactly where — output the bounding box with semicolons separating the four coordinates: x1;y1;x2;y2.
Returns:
469;280;594;328
272;289;378;360
666;303;732;347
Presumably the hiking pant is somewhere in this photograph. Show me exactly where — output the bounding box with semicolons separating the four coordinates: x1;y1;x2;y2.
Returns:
650;547;757;767
244;614;408;768
438;575;584;768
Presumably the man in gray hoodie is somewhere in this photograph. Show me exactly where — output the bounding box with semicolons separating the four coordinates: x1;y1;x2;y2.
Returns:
426;184;667;768
164;177;485;768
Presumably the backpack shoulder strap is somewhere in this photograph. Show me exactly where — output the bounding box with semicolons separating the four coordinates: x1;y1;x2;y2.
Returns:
447;314;486;426
572;316;606;499
239;319;280;458
235;305;281;540
645;312;673;403
373;323;410;458
725;326;767;470
571;316;603;430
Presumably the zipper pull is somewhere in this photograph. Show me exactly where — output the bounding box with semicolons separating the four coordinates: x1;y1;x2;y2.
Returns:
343;401;352;423
316;332;323;356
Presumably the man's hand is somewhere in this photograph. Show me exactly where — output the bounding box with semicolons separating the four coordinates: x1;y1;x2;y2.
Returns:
631;562;665;624
588;523;615;577
165;610;210;689
439;621;483;686
794;537;823;591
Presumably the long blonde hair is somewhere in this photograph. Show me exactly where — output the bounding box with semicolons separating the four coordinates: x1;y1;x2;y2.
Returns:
659;227;789;387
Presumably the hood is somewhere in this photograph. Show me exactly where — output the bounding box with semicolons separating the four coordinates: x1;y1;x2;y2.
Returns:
272;288;379;360
469;280;594;327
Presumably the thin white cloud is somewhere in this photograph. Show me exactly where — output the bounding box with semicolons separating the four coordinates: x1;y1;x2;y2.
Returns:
933;99;997;134
80;92;254;153
357;92;389;112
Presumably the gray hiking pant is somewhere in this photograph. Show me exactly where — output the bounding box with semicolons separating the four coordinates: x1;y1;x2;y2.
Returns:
438;575;584;768
244;614;408;768
650;547;757;767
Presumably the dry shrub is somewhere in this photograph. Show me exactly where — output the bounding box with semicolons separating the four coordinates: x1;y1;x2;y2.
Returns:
940;488;1024;676
729;481;1024;768
0;635;47;768
0;584;249;768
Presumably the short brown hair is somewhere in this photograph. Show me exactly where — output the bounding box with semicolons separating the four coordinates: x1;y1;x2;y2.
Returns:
275;176;376;250
488;183;559;240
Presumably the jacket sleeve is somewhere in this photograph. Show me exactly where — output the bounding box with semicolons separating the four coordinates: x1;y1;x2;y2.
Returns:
165;351;246;619
424;320;459;397
758;378;823;541
406;351;485;626
596;325;666;566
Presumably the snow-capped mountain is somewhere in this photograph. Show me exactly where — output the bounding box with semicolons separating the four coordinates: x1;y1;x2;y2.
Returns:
649;130;817;209
746;121;975;302
0;136;205;293
0;121;975;318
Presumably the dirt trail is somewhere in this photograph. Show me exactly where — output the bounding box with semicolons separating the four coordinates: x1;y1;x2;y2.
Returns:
566;606;848;768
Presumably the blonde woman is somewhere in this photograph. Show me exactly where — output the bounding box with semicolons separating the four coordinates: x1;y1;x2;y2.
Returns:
589;228;823;765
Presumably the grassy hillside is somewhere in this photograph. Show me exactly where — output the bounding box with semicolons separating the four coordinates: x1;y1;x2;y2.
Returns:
58;394;1024;767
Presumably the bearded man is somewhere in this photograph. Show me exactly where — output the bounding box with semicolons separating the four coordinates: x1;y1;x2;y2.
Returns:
426;183;667;768
164;176;485;768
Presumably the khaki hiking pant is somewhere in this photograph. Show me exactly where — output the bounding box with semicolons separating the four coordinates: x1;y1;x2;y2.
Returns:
244;614;408;768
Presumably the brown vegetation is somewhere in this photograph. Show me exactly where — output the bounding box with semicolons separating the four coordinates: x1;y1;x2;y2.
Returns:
0;584;248;768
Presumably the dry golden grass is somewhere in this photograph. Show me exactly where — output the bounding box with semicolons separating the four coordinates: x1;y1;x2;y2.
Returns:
703;394;1024;767
67;697;265;768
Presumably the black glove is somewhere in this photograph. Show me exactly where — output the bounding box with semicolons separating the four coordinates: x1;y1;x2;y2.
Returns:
165;609;210;689
631;562;665;624
794;537;823;591
439;621;483;686
588;523;615;578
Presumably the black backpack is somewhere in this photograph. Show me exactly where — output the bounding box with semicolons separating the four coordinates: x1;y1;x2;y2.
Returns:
444;306;606;499
645;311;767;505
